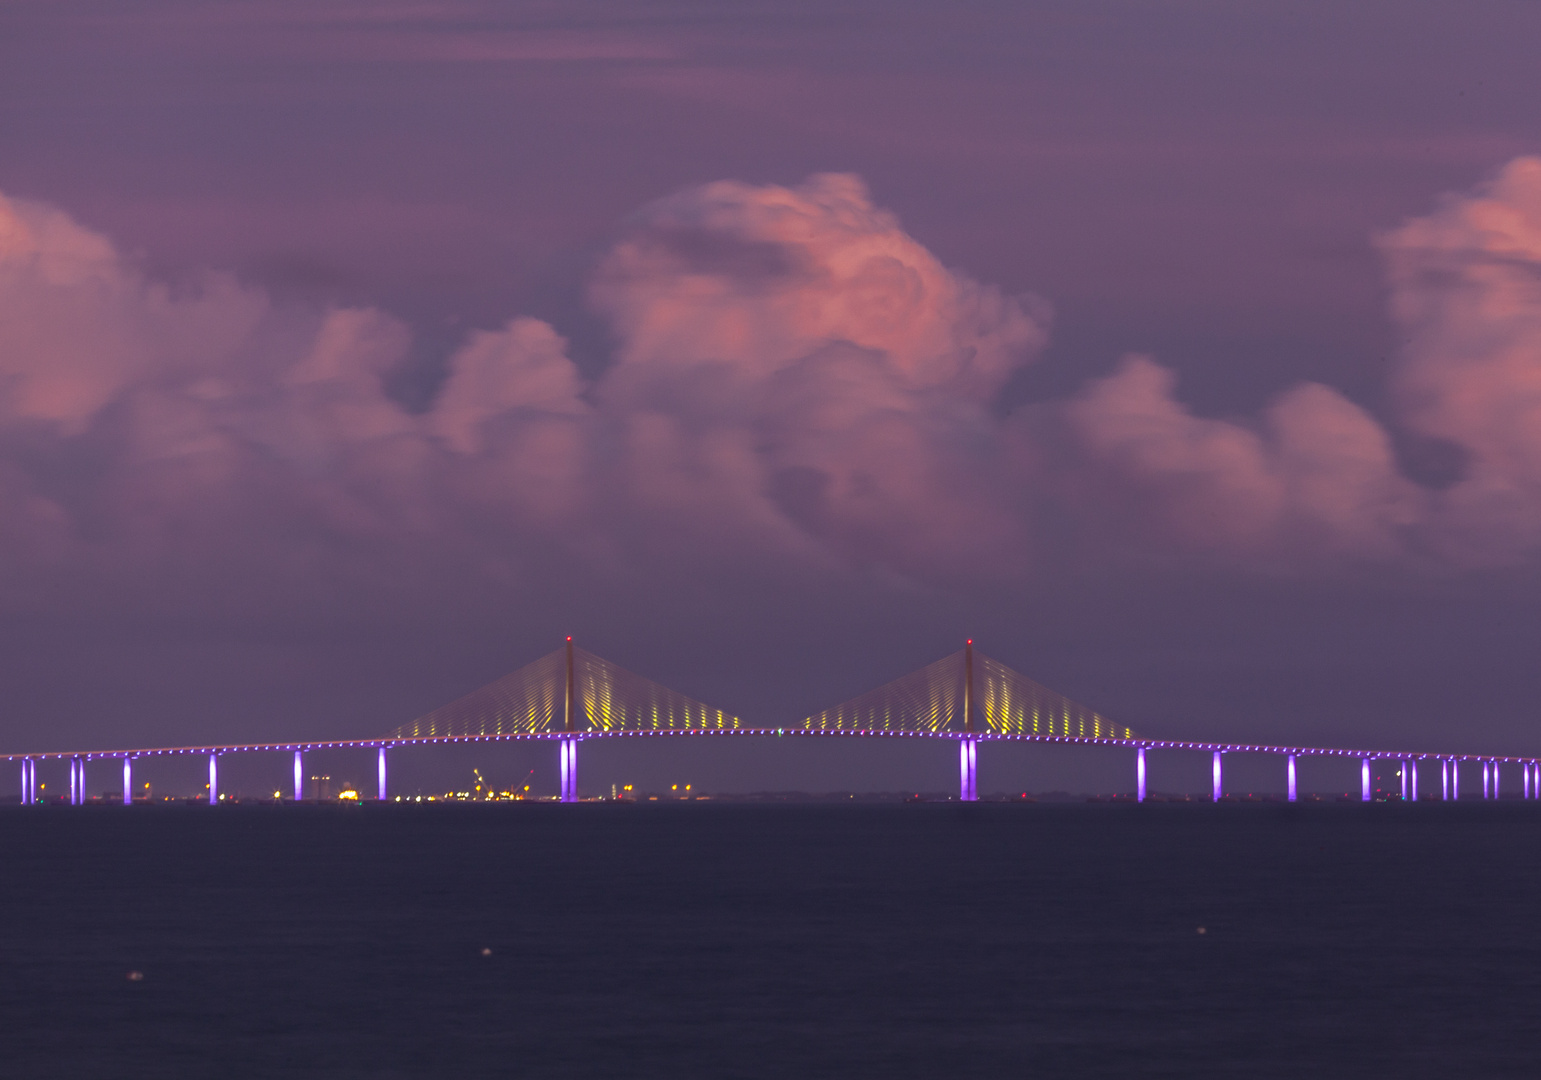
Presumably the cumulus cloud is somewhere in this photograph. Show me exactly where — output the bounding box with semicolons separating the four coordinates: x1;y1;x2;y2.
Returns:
1057;156;1541;569
0;192;266;430
6;161;1541;608
591;174;1048;573
1063;357;1422;563
1381;156;1541;561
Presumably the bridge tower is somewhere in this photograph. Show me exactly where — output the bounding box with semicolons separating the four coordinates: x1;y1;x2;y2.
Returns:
560;636;579;803
960;640;978;802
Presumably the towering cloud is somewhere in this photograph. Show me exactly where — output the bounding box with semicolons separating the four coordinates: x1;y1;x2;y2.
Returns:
588;174;1048;574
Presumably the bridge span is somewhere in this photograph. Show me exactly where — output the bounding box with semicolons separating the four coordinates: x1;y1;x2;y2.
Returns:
7;640;1538;805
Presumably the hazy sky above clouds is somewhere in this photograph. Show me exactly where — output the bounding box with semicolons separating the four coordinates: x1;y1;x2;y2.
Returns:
3;0;1541;796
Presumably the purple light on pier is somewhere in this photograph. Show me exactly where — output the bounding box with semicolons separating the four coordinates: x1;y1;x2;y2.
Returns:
959;738;978;802
208;753;218;805
1361;758;1370;802
1411;759;1419;801
1453;760;1460;800
1136;747;1146;803
69;758;77;805
21;758;31;805
122;758;132;806
1400;760;1408;801
1493;762;1500;799
558;738;579;803
1212;751;1222;802
377;746;387;802
1287;754;1297;802
293;750;303;802
1442;760;1449;801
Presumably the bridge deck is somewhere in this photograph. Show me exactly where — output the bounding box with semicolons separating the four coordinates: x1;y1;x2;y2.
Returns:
6;729;1539;765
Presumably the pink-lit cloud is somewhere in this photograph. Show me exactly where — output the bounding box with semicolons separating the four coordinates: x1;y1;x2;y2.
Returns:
6;161;1541;606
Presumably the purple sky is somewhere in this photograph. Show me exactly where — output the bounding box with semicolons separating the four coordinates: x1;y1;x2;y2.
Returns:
3;0;1541;796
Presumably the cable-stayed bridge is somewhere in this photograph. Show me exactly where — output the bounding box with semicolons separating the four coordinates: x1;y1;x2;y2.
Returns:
6;639;1538;805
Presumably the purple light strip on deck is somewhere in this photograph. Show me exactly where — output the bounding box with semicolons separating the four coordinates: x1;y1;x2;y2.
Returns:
13;730;1541;760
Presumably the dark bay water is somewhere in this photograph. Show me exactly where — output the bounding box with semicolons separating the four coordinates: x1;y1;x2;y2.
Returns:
3;801;1540;1078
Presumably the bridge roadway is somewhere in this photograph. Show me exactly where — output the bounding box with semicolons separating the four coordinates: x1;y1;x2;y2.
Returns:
8;729;1541;807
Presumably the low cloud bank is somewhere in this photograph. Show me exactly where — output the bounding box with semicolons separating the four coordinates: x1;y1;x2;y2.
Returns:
4;162;1541;611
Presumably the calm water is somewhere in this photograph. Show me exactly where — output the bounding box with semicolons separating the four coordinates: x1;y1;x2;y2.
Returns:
3;801;1539;1078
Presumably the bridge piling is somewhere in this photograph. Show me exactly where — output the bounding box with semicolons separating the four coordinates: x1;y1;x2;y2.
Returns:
1136;747;1146;803
1412;759;1420;801
1442;759;1449;800
1493;762;1500;799
377;746;387;802
208;753;218;805
1212;751;1222;802
293;750;303;802
1361;758;1370;802
1287;754;1297;802
959;739;978;802
558;738;579;803
122;758;132;806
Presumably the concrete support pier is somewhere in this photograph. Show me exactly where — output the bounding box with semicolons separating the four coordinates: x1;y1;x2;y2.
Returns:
1136;747;1146;803
1361;758;1371;802
1212;751;1222;802
1287;754;1297;802
958;738;978;802
377;746;388;802
559;738;579;803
